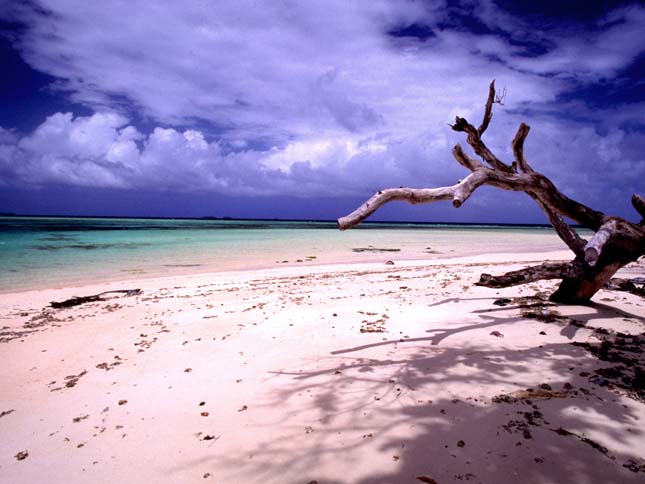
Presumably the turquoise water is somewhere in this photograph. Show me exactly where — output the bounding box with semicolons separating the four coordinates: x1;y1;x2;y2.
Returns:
0;216;579;292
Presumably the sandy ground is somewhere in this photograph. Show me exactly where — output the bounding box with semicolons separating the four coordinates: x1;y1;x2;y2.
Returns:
1;251;644;484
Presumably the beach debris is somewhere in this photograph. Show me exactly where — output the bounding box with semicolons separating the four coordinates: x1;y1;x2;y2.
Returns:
202;435;219;441
1;310;70;343
15;450;28;461
604;277;645;297
72;414;89;423
416;477;438;484
492;387;569;403
385;260;395;265
201;411;209;417
589;375;608;386
64;370;87;388
95;360;122;371
118;399;128;406
237;405;248;412
457;440;465;447
572;331;645;401
454;473;476;481
352;246;401;253
553;427;610;457
1;409;15;419
489;330;504;338
493;298;512;306
203;473;211;478
623;458;645;473
50;289;142;309
359;316;387;333
520;306;566;323
501;418;533;439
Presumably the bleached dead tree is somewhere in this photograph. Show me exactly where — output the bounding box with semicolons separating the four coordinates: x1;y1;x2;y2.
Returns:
338;81;645;303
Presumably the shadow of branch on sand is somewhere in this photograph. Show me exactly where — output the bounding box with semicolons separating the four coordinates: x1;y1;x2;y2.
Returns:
179;296;645;483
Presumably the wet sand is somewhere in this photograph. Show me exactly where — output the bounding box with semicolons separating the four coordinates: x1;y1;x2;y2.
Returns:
1;251;644;483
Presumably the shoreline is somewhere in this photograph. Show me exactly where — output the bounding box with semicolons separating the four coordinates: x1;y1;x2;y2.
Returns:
1;252;643;483
1;217;588;295
2;248;575;296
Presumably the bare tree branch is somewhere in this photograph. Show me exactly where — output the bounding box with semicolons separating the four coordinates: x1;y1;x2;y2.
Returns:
584;220;617;266
524;175;605;231
338;172;488;230
338;80;645;303
478;80;496;136
511;123;534;173
452;144;483;171
532;199;586;258
451;116;515;174
633;194;645;223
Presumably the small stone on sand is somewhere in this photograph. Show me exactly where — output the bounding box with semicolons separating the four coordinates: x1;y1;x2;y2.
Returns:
15;451;28;461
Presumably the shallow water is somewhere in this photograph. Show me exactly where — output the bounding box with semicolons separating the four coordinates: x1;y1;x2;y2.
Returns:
0;217;584;292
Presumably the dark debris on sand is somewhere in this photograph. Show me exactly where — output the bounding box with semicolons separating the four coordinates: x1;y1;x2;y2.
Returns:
64;370;87;388
573;330;645;402
15;451;28;461
553;427;610;458
50;289;142;308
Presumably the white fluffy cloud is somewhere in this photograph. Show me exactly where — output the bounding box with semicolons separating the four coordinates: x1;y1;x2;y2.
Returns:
0;0;643;216
2;108;642;213
3;0;575;141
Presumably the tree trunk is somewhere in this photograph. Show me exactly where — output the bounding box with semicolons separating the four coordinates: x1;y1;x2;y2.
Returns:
338;81;645;304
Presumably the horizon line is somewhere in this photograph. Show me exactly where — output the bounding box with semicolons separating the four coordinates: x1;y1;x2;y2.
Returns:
0;212;567;228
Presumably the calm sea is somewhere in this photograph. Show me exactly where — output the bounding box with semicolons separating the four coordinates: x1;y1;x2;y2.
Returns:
0;216;577;293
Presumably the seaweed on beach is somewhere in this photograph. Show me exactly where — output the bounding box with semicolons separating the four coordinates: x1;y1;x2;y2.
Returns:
572;330;645;402
519;305;569;323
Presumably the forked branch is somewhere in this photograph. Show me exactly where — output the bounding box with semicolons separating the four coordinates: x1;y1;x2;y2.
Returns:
511;123;533;173
338;81;645;303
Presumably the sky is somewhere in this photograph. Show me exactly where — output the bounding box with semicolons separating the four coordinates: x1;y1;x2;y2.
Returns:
0;0;643;223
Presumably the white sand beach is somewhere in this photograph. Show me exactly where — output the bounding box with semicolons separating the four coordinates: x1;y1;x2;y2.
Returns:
1;251;644;484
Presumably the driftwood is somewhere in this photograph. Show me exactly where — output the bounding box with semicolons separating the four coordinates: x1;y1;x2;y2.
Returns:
50;289;142;308
338;81;645;303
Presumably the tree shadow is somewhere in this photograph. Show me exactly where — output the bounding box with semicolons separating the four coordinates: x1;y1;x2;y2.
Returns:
175;296;645;483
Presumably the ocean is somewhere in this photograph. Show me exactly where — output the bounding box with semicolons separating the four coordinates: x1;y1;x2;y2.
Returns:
0;216;580;293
